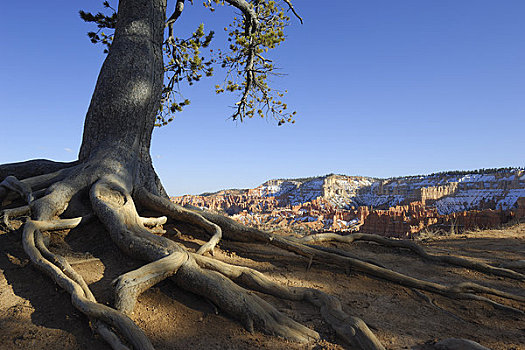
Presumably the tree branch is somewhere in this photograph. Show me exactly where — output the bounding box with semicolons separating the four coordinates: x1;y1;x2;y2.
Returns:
166;0;185;43
224;0;259;29
282;0;303;24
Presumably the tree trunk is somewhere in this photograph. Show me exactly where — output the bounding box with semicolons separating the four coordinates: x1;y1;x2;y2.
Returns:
78;0;167;195
3;2;519;349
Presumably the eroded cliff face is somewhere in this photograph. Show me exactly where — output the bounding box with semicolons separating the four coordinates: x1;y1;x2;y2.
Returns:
172;169;525;237
354;202;521;237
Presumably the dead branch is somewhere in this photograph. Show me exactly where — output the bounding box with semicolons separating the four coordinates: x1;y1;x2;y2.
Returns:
282;0;303;24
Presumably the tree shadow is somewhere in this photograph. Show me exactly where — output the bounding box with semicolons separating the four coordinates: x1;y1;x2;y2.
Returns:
0;219;226;349
0;224;109;349
64;220;225;343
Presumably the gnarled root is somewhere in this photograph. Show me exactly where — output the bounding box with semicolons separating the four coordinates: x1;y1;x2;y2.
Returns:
1;205;30;230
0;165;78;207
184;206;525;313
136;188;222;255
272;235;525;313
299;232;525;280
0;176;34;203
32;219;130;350
113;251;188;315
175;256;320;342
90;179;331;345
23;219;154;350
193;253;384;349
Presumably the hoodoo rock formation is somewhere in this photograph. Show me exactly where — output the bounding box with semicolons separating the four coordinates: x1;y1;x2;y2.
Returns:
173;168;525;237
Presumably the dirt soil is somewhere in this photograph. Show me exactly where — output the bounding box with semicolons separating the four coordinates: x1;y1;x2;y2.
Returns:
1;219;524;350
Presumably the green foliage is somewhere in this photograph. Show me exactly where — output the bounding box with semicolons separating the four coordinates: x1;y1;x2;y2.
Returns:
212;0;297;125
79;1;116;54
159;23;215;126
80;0;298;127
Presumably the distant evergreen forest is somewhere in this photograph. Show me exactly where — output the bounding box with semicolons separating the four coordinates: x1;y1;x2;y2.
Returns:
386;167;524;181
276;167;523;183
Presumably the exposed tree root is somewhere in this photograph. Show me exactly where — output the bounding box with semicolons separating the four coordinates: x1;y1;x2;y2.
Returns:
299;232;525;280
90;179;327;345
499;260;525;270
0;176;34;203
176;257;320;342
184;206;525;312
193;253;385;349
140;215;167;227
33;218;95;299
1;205;30;230
135;189;384;347
276;237;524;313
137;188;222;255
0;165;78;206
33;221;130;350
23;219;154;350
113;251;188;315
301;243;387;268
2;164;524;350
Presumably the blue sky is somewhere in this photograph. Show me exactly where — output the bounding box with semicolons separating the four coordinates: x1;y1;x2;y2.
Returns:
1;1;524;195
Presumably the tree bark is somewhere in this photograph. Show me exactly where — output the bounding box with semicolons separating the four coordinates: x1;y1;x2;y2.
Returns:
78;0;167;196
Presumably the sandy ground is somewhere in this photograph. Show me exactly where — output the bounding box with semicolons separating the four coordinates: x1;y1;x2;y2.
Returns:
0;219;524;350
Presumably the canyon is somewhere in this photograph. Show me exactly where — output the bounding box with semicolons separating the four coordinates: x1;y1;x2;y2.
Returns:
172;168;525;237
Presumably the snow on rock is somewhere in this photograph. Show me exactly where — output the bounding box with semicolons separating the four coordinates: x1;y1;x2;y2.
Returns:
172;168;525;236
248;169;525;214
